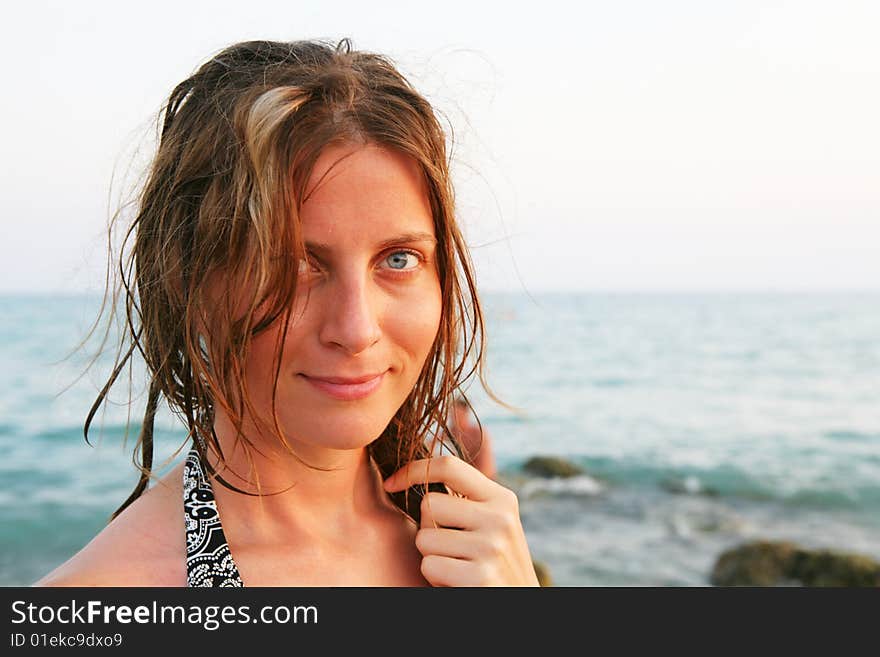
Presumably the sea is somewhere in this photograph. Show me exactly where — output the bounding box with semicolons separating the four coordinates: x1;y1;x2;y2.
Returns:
2;292;879;586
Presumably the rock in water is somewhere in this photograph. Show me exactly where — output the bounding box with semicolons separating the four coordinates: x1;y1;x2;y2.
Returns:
710;540;880;586
711;541;799;586
789;548;880;587
522;456;584;478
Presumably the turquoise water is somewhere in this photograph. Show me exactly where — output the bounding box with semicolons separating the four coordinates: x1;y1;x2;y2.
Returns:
2;292;879;585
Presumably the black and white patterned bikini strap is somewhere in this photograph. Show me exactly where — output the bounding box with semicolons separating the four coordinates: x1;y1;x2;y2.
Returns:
183;447;244;587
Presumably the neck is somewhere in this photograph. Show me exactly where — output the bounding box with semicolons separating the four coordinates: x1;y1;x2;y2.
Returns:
202;408;399;544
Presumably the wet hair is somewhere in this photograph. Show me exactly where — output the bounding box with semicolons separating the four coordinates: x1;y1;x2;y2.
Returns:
83;38;506;523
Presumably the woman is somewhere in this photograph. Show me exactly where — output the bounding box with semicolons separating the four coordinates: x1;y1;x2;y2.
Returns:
35;39;538;587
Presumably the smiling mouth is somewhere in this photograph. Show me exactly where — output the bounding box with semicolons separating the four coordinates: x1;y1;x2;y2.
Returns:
300;371;387;401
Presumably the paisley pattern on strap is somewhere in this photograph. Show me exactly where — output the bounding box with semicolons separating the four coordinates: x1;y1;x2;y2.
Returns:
184;447;244;587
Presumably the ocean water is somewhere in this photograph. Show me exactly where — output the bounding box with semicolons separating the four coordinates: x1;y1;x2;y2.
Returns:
2;292;879;586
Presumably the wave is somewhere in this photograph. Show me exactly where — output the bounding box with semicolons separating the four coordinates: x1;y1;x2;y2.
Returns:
512;455;880;512
823;430;880;443
591;378;633;388
518;475;605;498
31;423;187;444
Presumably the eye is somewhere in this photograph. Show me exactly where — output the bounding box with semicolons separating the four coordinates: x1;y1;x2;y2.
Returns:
382;249;421;272
298;256;320;276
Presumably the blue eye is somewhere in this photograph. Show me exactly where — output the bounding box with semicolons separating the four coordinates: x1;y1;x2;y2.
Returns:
384;250;420;271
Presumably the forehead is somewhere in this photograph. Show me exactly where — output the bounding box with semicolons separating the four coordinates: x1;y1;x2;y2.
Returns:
299;142;435;243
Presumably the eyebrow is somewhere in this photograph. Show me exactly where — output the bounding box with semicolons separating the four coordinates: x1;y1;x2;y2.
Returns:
304;232;437;254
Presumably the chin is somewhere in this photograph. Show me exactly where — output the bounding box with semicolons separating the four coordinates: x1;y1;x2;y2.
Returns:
294;413;395;451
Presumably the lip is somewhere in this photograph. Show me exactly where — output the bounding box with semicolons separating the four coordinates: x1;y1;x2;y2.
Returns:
300;371;387;401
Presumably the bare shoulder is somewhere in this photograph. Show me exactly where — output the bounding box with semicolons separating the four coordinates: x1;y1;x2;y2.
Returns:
33;462;187;587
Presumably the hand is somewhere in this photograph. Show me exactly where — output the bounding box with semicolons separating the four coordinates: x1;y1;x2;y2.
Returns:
383;455;540;587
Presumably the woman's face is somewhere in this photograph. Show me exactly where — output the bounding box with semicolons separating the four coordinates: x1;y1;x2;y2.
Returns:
242;142;442;454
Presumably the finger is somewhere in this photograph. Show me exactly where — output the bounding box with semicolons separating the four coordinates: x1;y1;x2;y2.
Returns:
420;554;482;587
383;455;494;501
415;527;484;560
419;492;482;530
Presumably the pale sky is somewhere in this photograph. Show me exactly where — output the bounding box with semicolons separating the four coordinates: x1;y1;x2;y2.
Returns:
1;0;878;293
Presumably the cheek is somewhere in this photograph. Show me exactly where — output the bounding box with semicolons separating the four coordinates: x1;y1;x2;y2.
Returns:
242;304;310;387
395;280;443;361
243;328;284;398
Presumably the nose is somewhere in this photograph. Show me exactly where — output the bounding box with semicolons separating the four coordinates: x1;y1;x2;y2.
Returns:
318;273;382;356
